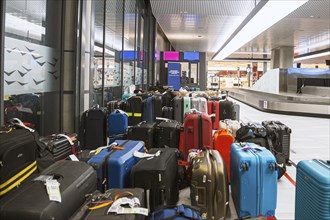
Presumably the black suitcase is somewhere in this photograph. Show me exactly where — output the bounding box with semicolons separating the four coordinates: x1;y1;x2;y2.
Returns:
131;148;179;213
153;94;163;117
0;161;97;220
126;96;143;126
127;122;156;150
219;100;235;120
70;188;146;220
107;100;121;113
0;126;38;197
262;120;292;165
79;106;107;150
40;133;80;161
244;137;268;148
155;120;181;148
162;106;174;120
162;91;175;107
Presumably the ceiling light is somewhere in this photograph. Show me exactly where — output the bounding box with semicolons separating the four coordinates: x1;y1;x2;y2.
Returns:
212;0;309;61
293;51;330;62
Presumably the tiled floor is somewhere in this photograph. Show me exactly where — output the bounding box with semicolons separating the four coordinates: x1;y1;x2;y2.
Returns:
178;98;330;220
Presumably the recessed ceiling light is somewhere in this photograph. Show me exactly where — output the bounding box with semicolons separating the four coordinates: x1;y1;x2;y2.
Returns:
310;15;314;18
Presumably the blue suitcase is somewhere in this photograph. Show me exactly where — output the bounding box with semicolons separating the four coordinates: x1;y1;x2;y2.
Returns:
142;96;156;123
230;142;277;218
108;109;128;136
295;159;330;220
150;205;202;220
87;140;144;192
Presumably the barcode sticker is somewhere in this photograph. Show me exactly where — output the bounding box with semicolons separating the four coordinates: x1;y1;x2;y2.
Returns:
46;179;61;203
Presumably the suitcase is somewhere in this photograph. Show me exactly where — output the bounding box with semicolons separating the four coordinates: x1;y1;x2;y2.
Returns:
219;100;235;120
233;103;240;120
262;121;291;165
173;96;183;123
0;161;97;220
150;205;202;220
190;149;229;220
183;97;191;118
191;97;208;113
182;110;213;160
162;106;174;119
126;96;143;126
108;109;128;136
79;106;107;150
213;128;234;183
244;137;268;148
154;94;163;117
131;148;180;212
142;96;156;123
162;91;175;107
219;119;241;139
70;188;147;220
127;121;156;150
87;140;144;192
107;100;121;113
230;142;277;218
236;122;267;142
295;159;330;220
39;133;79;161
207;100;219;130
155;119;182;148
0;127;37;196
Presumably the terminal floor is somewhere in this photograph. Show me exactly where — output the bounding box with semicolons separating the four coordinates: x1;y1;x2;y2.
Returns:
178;98;330;220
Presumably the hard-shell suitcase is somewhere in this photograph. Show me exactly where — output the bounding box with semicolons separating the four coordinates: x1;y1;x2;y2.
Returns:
126;96;143;126
108;109;128;136
131;148;180;213
70;188;146;220
155;119;181;148
127;122;156;149
207;101;220;130
142;96;156;123
219;119;241;139
190;149;229;220
88;140;144;192
0;127;37;196
173;96;183;123
182;111;213;160
262;121;291;165
154;94;163;117
213;128;234;183
39;133;79;161
80;106;107;150
219;100;235;120
162;91;175;107
233;103;240;120
191;97;208;113
0;161;97;220
150;205;202;220
183;97;191;118
230;143;277;218
295;159;330;220
162;106;174;119
236;122;267;142
107;100;121;113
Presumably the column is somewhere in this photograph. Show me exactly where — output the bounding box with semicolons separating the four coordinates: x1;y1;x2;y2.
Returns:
270;48;280;69
271;46;294;69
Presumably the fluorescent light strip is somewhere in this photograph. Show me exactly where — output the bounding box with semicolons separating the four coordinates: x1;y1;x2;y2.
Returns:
213;0;308;61
294;51;330;62
94;45;115;56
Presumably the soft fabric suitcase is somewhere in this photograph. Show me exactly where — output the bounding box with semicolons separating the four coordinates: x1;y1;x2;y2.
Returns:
233;103;240;120
39;133;79;161
295;159;330;220
173;96;183;123
162;106;174;119
142;96;156;123
88;140;144;192
79;106;107;150
190;149;229;220
230;143;277;218
213;128;234;183
182;110;213;160
154;94;163;117
108;109;128;136
219;100;235;120
131;148;180;212
0;126;38;196
219;119;241;139
126;96;143;126
191;97;208;113
70;188;147;220
150;205;202;220
127;122;156;149
236;122;267;142
0;161;97;220
262;121;291;165
207;100;220;130
155;119;182;148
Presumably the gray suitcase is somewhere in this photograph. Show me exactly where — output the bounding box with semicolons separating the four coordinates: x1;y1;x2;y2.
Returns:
191;97;208;113
190;149;229;220
233;103;240;120
173;96;183;123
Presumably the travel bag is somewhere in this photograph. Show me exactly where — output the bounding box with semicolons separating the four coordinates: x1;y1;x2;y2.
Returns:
173;96;184;123
191;97;208;113
236;122;267;142
126;96;143;126
153;94;163;117
183;96;191;118
219;119;241;139
213;128;234;183
182;110;213;160
150;205;202;220
162;106;174;119
142;96;156;123
127;121;156;150
70;188;147;220
230;142;277;218
190;149;229;220
233;103;240;120
131;147;180;212
79;106;107;150
107;100;121;113
87;140;144;192
295;159;330;220
219;100;235;120
154;119;182;148
0;161;97;220
39;133;79;161
207;100;219;130
108;109;128;136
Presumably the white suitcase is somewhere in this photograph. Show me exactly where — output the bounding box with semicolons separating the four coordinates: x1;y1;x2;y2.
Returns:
219;119;241;139
191;97;208;113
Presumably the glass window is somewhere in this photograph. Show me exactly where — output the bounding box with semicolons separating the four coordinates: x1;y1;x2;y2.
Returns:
3;0;62;135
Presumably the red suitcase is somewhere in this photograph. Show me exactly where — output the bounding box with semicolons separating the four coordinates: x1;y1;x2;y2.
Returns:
181;110;213;160
213;128;234;182
207;101;219;130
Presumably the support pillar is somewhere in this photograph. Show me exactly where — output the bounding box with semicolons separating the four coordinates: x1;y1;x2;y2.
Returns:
271;46;294;69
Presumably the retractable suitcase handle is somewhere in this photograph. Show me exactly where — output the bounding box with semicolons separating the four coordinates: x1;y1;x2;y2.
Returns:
8;118;34;132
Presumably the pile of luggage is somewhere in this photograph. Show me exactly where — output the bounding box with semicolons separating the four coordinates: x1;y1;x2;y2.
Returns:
0;90;328;220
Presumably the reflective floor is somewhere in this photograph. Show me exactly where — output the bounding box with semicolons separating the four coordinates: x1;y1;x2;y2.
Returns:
178;98;330;220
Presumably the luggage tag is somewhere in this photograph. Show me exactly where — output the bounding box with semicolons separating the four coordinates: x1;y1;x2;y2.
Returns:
133;150;161;159
107;197;148;216
45;179;61;203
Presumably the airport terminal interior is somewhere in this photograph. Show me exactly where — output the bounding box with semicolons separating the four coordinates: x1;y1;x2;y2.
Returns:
0;0;329;219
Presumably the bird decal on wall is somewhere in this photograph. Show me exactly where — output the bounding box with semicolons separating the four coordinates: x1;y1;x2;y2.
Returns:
5;80;16;85
22;65;32;72
17;81;28;86
17;70;29;77
33;79;46;85
4;70;16;76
